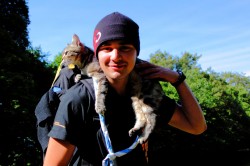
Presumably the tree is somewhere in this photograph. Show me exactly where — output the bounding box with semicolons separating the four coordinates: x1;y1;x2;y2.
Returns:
148;50;250;164
48;52;63;74
221;72;250;116
0;1;54;165
149;50;176;69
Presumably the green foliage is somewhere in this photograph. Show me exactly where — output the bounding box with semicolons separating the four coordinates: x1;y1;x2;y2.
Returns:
149;50;250;155
0;0;30;50
220;72;250;116
48;53;62;74
0;0;54;165
149;50;176;69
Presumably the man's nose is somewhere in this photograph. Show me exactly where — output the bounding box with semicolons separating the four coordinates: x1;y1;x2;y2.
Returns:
110;49;121;60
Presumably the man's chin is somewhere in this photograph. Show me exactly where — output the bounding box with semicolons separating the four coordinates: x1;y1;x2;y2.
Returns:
107;72;128;81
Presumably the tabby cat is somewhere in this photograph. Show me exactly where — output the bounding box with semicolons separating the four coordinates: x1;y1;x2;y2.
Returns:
87;59;165;144
57;34;165;144
51;34;94;87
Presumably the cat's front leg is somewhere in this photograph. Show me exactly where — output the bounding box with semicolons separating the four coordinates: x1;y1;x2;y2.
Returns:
129;97;147;137
95;77;108;115
138;111;156;144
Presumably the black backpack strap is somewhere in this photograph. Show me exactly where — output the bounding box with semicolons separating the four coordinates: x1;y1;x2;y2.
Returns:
81;77;109;156
67;78;98;165
80;78;95;101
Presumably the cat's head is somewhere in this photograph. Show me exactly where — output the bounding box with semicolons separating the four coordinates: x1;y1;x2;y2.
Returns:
62;34;94;68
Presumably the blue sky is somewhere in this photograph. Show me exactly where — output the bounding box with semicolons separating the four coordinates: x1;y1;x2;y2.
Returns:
27;0;250;76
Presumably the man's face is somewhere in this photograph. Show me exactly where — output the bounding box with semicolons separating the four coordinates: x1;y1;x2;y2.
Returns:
97;40;137;82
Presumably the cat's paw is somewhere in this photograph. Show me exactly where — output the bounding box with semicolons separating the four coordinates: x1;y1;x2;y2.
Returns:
74;74;81;83
128;128;135;137
138;136;147;144
128;128;142;137
130;128;149;144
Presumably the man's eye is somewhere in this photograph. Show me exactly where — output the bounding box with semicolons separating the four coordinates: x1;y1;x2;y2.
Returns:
99;47;112;52
120;46;132;52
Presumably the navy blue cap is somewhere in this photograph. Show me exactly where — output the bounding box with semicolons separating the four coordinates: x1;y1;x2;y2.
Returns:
93;12;140;56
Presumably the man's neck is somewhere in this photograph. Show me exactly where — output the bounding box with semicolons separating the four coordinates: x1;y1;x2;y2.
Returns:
107;77;128;96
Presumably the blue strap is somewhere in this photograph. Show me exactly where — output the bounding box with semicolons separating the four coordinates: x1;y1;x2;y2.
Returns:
91;76;140;165
99;114;140;166
99;114;114;154
52;86;62;93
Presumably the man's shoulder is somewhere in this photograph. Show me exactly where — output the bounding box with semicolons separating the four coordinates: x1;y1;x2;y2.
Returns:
62;77;94;99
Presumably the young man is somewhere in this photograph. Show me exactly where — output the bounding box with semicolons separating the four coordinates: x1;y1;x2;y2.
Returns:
43;12;207;166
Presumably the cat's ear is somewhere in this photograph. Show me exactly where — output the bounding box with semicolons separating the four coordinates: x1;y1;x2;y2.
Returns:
72;34;83;47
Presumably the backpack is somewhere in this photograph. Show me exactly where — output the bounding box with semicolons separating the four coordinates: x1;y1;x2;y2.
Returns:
34;78;95;156
35;34;95;156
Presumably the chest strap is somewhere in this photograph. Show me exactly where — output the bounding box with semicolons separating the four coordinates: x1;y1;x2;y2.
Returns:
99;114;140;166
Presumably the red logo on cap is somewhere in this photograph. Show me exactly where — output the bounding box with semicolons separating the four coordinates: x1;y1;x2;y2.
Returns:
93;30;101;50
95;31;101;43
